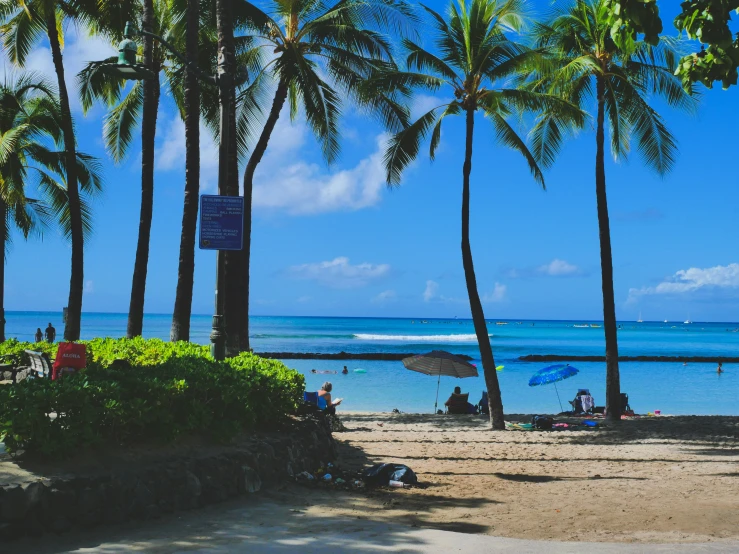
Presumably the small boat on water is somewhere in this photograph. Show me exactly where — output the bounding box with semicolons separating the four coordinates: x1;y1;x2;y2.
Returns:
496;322;508;325
573;324;589;328
637;311;643;323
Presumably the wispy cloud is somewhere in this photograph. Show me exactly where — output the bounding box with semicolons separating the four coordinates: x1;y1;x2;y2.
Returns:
423;280;439;302
155;117;220;191
482;282;507;303
288;257;390;289
613;208;664;222
372;290;396;303
628;263;739;302
537;259;580;277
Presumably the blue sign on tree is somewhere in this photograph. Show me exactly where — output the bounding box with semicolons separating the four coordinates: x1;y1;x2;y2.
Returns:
199;195;244;250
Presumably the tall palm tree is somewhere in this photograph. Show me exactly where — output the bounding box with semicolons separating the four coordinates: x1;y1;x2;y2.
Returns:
529;0;694;421
0;73;102;341
78;0;182;338
379;0;582;429
235;0;414;351
170;0;201;342
0;0;134;340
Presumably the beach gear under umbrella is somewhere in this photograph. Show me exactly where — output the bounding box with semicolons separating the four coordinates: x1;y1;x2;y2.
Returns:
402;350;479;413
528;364;579;412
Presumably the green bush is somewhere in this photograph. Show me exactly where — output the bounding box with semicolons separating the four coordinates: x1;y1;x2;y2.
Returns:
0;338;304;457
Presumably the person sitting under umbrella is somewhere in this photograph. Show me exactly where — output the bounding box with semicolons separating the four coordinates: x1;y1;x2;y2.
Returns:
444;386;475;414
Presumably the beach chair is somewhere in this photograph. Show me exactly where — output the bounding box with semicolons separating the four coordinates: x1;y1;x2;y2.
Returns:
621;393;632;414
569;389;595;414
303;391;319;406
447;393;475;414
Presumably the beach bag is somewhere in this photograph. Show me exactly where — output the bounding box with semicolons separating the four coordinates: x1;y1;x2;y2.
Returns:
52;342;87;380
531;415;553;430
362;463;418;486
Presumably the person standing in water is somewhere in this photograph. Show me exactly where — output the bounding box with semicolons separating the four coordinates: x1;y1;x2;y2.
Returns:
44;322;56;343
717;362;724;375
342;366;348;374
34;328;43;342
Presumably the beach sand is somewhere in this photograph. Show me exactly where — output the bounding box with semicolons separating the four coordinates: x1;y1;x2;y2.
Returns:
291;412;739;543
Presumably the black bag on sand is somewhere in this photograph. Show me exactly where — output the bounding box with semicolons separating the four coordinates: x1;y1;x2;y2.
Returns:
362;463;418;486
532;415;554;430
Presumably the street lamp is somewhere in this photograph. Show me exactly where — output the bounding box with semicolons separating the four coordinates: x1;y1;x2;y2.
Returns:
96;22;230;361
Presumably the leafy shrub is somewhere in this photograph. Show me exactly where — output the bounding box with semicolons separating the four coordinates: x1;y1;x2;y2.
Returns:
0;338;305;457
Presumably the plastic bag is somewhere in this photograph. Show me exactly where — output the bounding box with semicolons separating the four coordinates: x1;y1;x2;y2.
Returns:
361;463;418;486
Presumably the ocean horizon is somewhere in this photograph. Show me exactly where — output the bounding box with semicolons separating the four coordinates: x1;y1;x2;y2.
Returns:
7;311;738;416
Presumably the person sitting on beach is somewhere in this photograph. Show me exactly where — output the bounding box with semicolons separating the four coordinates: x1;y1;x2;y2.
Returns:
445;386;475;414
34;328;43;342
318;382;342;415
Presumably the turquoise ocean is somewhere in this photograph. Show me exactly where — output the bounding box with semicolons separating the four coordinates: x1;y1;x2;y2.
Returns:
8;312;739;416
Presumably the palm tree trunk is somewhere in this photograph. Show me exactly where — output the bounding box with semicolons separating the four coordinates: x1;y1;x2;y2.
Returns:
47;15;83;342
595;75;621;422
0;199;6;343
171;0;200;342
224;6;241;356
238;79;289;351
127;0;160;338
462;108;504;429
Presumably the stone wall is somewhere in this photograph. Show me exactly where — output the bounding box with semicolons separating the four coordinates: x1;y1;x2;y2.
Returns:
0;414;334;540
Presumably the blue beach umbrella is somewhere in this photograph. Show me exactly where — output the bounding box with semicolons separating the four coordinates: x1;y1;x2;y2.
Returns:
528;364;579;412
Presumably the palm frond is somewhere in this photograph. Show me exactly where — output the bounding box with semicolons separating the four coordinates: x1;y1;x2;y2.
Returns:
103;80;144;163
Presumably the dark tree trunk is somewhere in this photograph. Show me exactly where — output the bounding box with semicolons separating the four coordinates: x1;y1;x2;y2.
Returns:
595;75;621;421
127;0;159;338
171;0;201;342
47;15;83;342
223;5;240;356
0;199;5;343
238;79;289;352
462;108;504;429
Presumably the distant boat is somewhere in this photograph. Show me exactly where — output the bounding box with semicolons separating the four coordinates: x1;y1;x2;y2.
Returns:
684;314;692;324
573;324;589;328
637;311;643;323
496;322;508;325
664;319;668;323
590;324;601;328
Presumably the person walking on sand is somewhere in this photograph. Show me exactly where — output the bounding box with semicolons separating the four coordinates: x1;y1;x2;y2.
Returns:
34;328;43;342
44;322;56;343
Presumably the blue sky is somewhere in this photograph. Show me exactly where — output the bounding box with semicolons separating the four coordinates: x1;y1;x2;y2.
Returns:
2;1;738;323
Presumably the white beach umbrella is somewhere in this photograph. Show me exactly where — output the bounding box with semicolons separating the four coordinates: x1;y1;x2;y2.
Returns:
402;350;479;413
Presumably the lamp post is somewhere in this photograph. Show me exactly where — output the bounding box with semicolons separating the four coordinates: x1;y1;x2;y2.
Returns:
98;22;230;360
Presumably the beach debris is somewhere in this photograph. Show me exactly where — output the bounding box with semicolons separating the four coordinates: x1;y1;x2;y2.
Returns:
496;365;504;371
388;480;407;488
362;463;418;488
297;471;315;481
323;474;332;481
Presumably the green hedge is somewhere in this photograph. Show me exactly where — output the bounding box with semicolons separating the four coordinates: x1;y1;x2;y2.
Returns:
0;338;304;457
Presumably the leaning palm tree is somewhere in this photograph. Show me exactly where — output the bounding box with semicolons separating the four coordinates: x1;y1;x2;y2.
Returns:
0;0;135;340
235;0;414;351
529;0;694;421
0;73;102;341
379;0;583;429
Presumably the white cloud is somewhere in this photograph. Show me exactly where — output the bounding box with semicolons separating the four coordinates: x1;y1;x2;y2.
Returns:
537;259;580;277
288;257;390;289
84;280;94;294
4;28;117;113
372;290;396;303
155;117;220;192
628;263;739;302
423;280;439;302
252;131;388;215
482;282;507;303
412;94;448;120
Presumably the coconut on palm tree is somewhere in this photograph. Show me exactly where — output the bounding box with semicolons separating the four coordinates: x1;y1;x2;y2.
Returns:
378;0;583;429
529;0;694;420
0;73;102;341
235;0;414;351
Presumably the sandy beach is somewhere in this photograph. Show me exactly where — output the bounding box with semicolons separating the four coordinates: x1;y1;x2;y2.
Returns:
296;412;739;544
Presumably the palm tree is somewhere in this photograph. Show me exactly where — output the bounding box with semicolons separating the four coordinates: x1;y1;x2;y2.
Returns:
379;0;582;429
0;0;135;340
170;0;201;342
235;0;414;352
529;0;694;421
78;0;183;338
0;73;102;341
